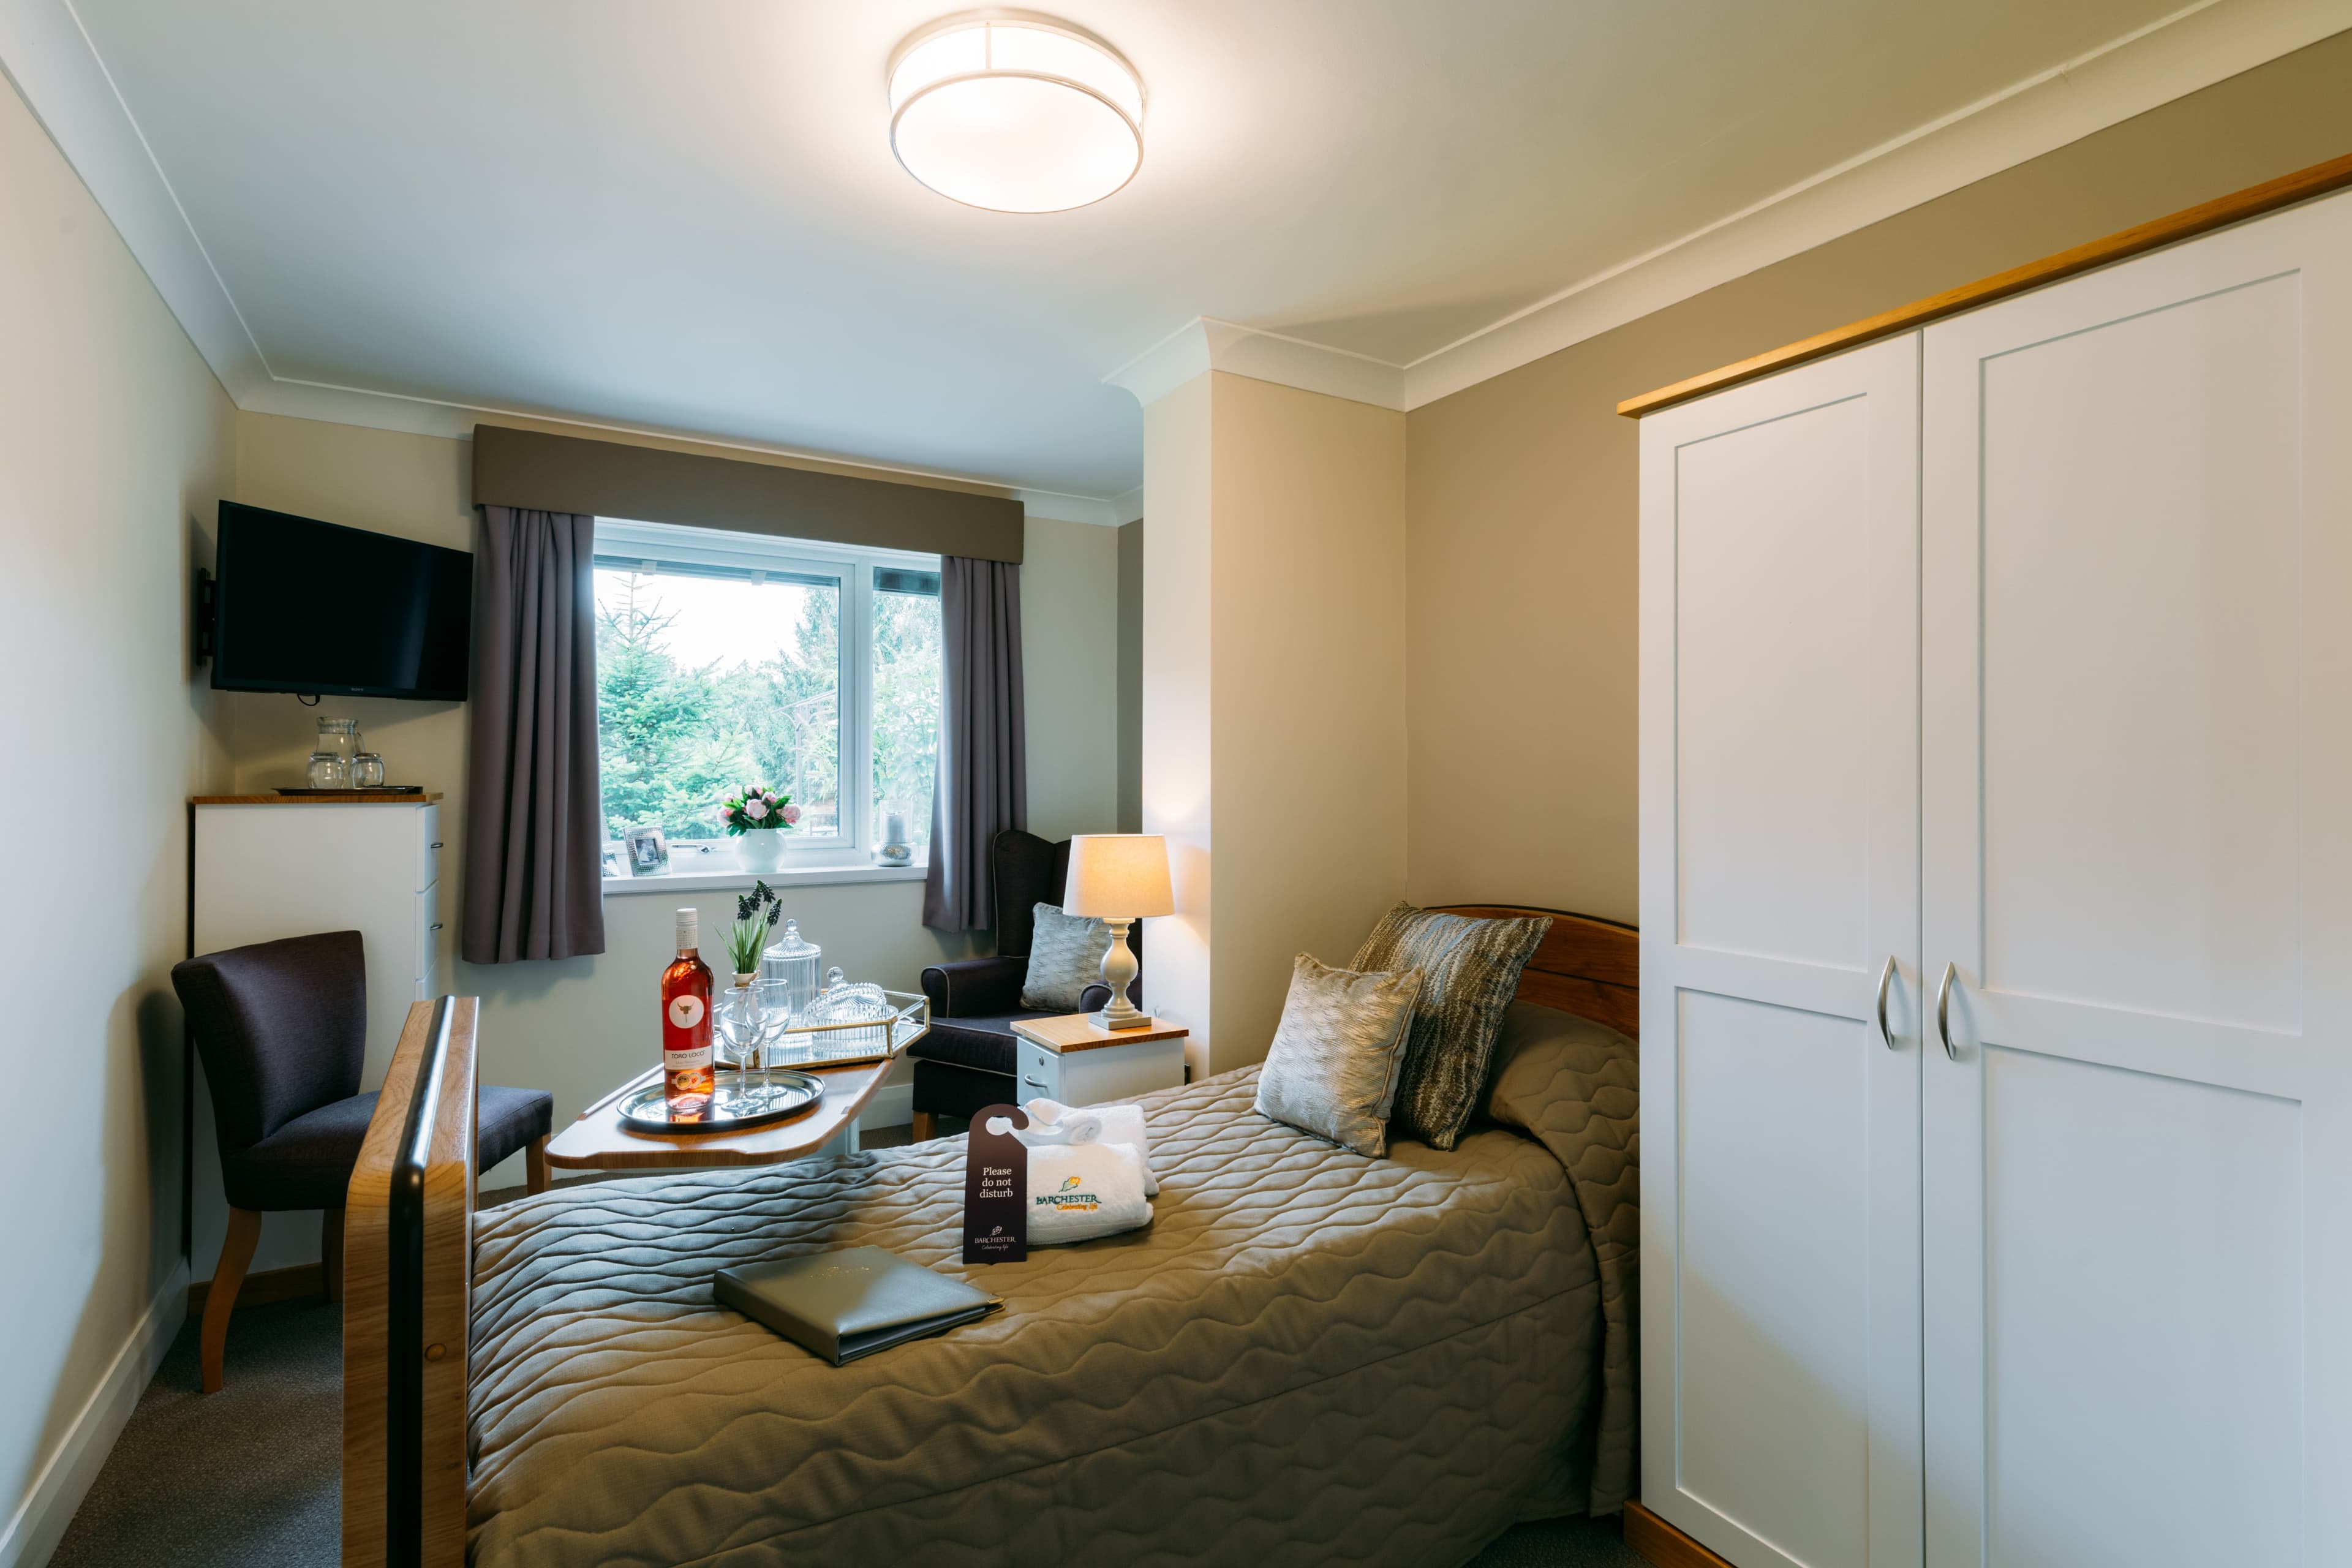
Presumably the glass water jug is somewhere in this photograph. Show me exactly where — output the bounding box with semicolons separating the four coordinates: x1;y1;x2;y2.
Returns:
307;718;360;788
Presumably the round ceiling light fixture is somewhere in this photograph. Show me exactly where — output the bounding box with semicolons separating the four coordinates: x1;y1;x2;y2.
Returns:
888;13;1144;214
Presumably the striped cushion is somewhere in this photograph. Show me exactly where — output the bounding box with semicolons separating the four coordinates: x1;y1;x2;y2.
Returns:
1352;903;1553;1150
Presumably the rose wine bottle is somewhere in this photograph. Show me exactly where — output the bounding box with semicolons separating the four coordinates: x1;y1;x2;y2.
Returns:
661;908;715;1122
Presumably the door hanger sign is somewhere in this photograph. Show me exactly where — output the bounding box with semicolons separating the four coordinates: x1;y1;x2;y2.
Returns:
963;1103;1030;1264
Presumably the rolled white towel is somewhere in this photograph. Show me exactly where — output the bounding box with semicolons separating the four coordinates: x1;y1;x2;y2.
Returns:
1023;1097;1158;1196
1025;1139;1152;1246
1016;1109;1104;1146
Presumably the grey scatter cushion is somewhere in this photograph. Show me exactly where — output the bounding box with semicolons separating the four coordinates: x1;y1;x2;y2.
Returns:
1020;903;1115;1012
1351;903;1553;1151
1254;955;1424;1158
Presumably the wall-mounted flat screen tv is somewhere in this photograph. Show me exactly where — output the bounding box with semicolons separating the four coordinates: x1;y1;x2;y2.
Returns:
209;501;473;701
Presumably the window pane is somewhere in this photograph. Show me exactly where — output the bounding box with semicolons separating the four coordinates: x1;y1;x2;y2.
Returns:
594;562;841;844
872;567;941;856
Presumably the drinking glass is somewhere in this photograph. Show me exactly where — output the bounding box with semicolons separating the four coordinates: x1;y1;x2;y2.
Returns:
713;986;766;1113
752;978;797;1082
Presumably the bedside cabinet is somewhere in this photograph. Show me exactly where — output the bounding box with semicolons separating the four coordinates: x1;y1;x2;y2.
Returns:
1010;1015;1188;1107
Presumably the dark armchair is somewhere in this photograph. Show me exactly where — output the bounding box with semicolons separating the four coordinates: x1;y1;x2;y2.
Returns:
907;830;1142;1138
172;930;555;1392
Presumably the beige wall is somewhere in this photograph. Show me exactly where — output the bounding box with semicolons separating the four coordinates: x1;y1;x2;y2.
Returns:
222;412;1118;1190
1019;516;1120;842
1142;372;1409;1074
1140;376;1215;1070
1403;27;2352;926
1116;518;1143;833
0;77;237;1566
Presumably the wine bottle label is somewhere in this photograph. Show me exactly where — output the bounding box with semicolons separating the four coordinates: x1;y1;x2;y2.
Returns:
663;1044;714;1071
667;994;706;1030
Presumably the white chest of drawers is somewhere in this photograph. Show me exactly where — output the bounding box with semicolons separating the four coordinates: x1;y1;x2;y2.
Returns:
189;795;445;1277
1009;1014;1188;1108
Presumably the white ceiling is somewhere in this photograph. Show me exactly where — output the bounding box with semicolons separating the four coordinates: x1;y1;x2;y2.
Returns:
20;0;2324;504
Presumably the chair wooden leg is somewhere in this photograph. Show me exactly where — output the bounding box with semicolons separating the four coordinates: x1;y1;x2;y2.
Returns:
526;1134;551;1194
910;1110;938;1142
202;1207;262;1395
322;1207;345;1304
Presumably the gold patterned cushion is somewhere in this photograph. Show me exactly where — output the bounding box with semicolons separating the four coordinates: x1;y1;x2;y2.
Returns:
1253;954;1425;1157
1352;903;1553;1151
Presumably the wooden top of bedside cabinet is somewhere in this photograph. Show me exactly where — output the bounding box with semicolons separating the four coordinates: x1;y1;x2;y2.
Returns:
1011;1014;1190;1055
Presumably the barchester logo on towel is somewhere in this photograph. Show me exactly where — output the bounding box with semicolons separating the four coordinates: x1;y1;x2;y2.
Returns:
1037;1177;1102;1213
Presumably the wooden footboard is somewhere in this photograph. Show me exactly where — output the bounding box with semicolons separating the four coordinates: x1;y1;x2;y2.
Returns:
344;997;479;1568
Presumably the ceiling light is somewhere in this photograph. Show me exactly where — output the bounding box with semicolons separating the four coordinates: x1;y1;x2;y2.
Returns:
888;15;1144;214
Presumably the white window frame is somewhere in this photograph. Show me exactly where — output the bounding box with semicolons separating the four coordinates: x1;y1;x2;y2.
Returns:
593;516;940;876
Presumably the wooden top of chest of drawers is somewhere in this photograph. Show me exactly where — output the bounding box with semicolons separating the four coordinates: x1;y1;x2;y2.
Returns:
192;794;443;805
1012;1014;1190;1055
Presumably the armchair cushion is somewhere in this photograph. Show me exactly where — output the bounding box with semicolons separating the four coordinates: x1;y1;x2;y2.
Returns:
219;1083;555;1213
907;1015;1026;1075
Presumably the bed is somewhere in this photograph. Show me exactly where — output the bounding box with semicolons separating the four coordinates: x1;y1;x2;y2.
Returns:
341;906;1638;1567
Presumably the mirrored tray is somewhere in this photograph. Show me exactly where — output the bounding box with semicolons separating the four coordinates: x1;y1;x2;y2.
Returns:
615;1069;824;1134
718;989;932;1071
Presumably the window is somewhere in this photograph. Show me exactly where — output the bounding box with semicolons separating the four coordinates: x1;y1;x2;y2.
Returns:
592;518;941;874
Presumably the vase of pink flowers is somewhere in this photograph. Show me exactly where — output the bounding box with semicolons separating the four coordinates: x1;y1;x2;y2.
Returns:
720;784;799;873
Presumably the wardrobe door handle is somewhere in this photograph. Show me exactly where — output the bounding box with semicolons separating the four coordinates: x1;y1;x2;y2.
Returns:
1022;1076;1049;1090
1875;956;1898;1050
1935;961;1958;1060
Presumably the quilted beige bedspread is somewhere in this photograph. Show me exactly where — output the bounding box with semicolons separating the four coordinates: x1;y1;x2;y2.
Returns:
467;1064;1626;1567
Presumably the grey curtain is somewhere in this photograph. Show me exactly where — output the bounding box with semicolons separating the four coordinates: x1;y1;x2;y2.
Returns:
924;555;1027;932
462;506;606;963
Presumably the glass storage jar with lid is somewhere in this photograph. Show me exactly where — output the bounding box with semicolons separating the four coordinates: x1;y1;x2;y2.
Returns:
307;718;360;789
758;919;822;1023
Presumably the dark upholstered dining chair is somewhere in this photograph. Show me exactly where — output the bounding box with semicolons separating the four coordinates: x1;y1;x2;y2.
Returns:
906;830;1142;1139
171;930;554;1393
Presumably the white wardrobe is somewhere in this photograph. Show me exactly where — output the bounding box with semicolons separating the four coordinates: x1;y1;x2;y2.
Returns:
1638;187;2352;1567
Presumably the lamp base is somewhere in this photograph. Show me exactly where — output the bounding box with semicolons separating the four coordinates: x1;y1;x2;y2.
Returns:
1091;918;1147;1033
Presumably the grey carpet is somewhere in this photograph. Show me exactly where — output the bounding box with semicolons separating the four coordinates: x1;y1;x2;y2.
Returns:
54;1196;1647;1567
53;1298;342;1567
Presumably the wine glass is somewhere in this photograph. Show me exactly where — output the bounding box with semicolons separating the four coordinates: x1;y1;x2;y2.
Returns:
714;986;767;1113
750;978;796;1094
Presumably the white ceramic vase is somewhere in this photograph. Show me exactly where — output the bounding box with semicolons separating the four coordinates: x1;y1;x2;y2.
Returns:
734;829;786;873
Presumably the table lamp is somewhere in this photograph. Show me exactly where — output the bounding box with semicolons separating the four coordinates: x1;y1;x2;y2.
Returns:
1064;833;1175;1031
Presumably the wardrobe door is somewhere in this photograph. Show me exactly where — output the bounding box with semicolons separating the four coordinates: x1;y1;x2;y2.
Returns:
1921;189;2352;1568
1640;334;1923;1568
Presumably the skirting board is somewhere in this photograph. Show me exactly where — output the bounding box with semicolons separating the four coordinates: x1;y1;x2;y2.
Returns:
863;1082;912;1129
1623;1501;1738;1568
0;1261;189;1568
186;1261;323;1318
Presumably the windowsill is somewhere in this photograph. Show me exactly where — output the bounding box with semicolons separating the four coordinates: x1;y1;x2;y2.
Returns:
603;861;927;895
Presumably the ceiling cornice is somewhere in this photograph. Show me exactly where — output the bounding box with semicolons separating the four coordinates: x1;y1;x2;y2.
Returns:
1104;316;1406;410
0;0;1132;527
1103;0;2352;413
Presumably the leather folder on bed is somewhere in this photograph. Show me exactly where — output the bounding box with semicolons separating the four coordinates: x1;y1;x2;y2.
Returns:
714;1246;1000;1365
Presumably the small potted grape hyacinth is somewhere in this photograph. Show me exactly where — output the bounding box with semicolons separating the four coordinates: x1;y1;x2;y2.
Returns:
725;881;782;987
719;783;799;872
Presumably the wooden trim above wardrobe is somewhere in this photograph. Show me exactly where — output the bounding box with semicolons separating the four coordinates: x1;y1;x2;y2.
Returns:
1617;147;2352;419
470;424;1026;564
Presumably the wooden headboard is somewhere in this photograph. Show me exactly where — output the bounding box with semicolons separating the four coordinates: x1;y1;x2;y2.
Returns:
1428;905;1638;1041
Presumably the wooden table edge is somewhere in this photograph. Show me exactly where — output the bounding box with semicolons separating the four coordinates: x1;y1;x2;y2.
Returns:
1011;1015;1192;1054
544;1057;892;1170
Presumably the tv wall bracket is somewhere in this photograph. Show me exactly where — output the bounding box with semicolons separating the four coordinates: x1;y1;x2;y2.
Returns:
194;567;216;664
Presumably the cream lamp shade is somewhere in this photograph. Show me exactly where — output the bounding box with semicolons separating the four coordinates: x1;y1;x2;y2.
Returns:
1064;834;1174;919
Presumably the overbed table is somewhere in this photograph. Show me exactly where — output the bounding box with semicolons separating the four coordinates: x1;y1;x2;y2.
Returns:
547;1038;924;1172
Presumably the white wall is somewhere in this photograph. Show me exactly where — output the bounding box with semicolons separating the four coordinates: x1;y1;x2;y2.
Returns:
0;76;237;1568
220;413;1120;1200
1140;372;1410;1076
